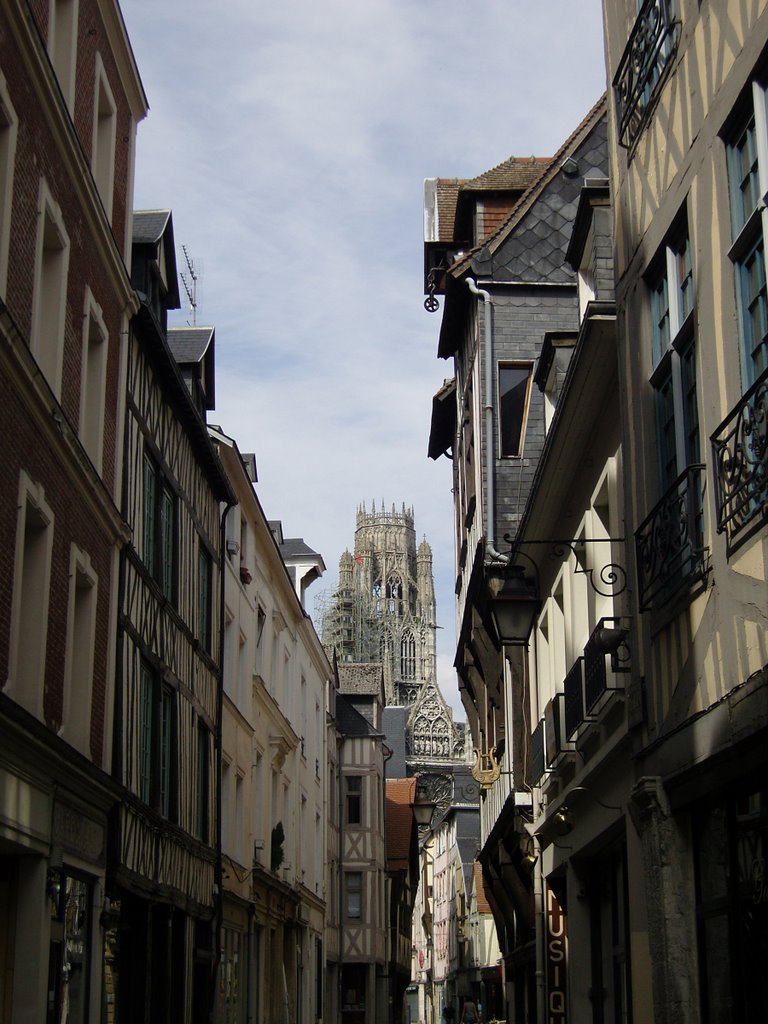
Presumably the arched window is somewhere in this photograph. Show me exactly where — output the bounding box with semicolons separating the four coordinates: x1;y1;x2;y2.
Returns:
372;580;382;613
400;630;416;679
386;575;402;614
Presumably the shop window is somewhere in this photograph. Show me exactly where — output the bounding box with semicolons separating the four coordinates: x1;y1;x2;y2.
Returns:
47;869;91;1024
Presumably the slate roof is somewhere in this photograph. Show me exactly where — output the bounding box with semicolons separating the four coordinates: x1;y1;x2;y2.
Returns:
386;778;416;870
167;326;214;365
336;692;381;738
338;663;384;697
382;707;408;777
133;209;171;246
455;94;608;285
280;537;323;562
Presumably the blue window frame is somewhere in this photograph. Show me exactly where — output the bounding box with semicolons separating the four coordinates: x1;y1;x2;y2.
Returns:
727;88;768;386
648;219;700;495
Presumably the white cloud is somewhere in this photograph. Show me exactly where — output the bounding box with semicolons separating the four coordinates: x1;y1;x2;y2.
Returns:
122;0;607;720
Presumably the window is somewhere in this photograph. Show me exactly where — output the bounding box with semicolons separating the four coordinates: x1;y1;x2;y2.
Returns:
31;181;70;398
400;629;416;679
138;660;176;818
8;472;54;719
143;450;176;601
48;0;79;111
345;871;362;919
346;776;362;825
498;363;533;457
196;721;210;842
0;71;18;298
47;869;91;1024
198;541;212;652
91;55;116;218
79;289;108;471
726;84;768;386
61;546;98;754
647;221;700;493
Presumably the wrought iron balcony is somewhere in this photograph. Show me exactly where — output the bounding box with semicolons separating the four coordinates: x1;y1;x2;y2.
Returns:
613;0;679;149
635;464;708;612
711;368;768;553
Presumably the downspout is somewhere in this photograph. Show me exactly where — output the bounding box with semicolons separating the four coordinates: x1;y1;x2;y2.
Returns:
466;278;508;565
213;497;235;1022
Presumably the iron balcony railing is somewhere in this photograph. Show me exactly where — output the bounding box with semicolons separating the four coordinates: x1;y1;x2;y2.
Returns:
563;658;585;741
613;0;679;149
711;368;768;552
635;464;708;612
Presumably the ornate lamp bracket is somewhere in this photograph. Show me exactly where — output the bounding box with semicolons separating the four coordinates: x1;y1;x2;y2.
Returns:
503;534;627;599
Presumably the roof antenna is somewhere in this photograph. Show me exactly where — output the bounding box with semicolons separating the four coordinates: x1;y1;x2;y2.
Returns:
180;245;200;325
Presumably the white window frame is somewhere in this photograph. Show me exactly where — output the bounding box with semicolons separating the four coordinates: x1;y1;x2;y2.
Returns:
0;70;18;299
79;287;108;472
725;79;768;388
48;0;79;112
91;53;116;220
31;180;70;398
61;545;98;753
8;471;55;719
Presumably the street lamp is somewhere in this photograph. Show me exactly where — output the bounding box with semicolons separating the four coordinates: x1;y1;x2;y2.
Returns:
487;564;540;646
412;796;437;830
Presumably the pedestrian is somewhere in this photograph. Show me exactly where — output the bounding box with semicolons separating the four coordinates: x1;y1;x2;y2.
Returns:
460;996;479;1024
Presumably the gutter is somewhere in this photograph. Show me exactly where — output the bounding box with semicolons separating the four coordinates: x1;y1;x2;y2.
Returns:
212;495;236;1018
466;279;508;565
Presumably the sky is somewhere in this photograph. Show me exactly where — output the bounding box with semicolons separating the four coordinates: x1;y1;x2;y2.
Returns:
121;0;608;720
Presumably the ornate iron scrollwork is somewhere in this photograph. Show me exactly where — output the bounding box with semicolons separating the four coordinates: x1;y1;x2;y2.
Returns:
503;534;627;599
613;0;679;149
711;370;768;550
634;464;708;611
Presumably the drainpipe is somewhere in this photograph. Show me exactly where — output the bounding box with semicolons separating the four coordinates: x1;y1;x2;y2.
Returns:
213;497;235;1022
466;278;508;566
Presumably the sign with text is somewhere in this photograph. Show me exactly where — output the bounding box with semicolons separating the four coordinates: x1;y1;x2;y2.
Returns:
546;884;568;1023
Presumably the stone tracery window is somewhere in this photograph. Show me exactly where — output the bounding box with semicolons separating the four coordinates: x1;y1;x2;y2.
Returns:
372;579;382;613
400;629;416;679
386;574;403;614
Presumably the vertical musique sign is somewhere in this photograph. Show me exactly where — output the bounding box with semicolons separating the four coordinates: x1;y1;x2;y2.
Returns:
546;885;567;1022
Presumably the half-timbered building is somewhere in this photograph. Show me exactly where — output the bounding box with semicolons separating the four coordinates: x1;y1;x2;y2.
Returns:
0;0;146;1018
104;209;234;1023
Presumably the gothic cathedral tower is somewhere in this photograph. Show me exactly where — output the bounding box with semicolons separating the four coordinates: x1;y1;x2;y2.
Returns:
320;501;467;773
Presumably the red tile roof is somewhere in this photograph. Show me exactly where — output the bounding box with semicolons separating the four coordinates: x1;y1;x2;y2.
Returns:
386;778;417;869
